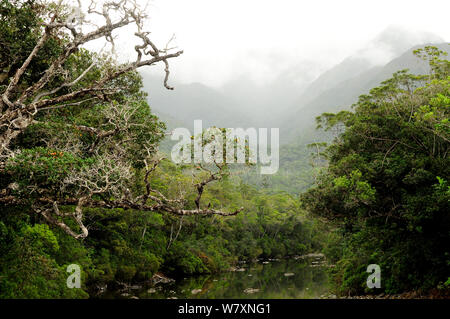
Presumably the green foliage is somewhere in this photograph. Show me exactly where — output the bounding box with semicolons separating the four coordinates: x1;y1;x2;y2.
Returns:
0;173;323;297
0;220;88;298
0;0;63;90
5;147;93;191
0;0;323;299
303;47;450;295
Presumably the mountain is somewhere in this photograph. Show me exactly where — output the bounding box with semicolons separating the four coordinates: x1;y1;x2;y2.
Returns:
141;66;315;131
256;41;449;194
278;42;449;143
219;61;322;127
292;26;444;108
140;73;250;131
139;27;447;194
142;26;445;145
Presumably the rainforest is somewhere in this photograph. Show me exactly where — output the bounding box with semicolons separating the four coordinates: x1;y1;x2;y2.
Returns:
0;0;448;300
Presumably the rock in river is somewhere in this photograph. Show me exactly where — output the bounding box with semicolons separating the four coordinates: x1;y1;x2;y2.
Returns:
244;288;260;294
284;273;295;277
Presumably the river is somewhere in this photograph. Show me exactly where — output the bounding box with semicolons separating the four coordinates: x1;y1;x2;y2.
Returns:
100;255;331;299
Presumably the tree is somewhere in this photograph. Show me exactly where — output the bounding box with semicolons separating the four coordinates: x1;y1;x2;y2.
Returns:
302;47;450;294
0;0;241;239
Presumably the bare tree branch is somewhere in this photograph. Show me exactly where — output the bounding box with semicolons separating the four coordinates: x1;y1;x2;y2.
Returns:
0;1;241;239
0;0;183;157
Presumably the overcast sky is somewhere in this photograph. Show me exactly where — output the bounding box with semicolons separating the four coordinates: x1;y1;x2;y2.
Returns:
87;0;450;87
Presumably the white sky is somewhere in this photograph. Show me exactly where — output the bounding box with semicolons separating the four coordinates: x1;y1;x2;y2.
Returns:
86;0;450;87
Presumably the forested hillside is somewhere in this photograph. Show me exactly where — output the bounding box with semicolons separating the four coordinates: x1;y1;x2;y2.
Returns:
142;39;449;195
303;47;450;294
0;0;324;298
279;42;450;144
0;0;448;300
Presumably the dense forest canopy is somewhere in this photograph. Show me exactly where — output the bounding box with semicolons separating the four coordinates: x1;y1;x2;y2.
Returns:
0;0;448;300
303;47;450;294
0;0;324;298
0;0;247;241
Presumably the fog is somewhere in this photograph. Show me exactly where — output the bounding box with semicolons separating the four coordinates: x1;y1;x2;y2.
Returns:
139;0;449;87
79;0;449;139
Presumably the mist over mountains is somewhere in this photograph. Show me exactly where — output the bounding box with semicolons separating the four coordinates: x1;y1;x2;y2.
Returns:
291;26;443;106
279;41;449;143
141;26;447;145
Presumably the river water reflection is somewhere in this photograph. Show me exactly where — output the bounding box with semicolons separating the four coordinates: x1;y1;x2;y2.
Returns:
102;257;330;299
